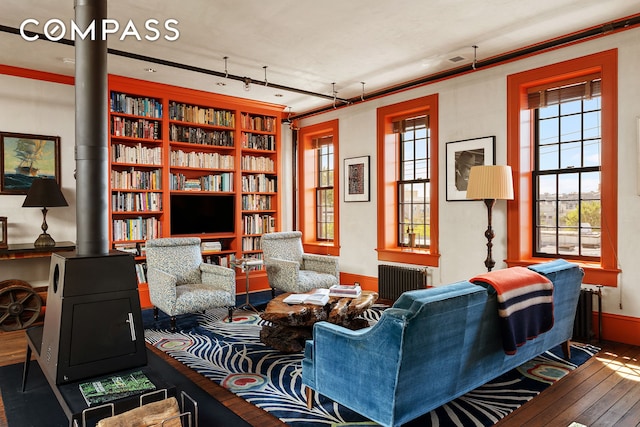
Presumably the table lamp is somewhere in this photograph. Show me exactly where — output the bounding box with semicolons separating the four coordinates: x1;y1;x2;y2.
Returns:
466;165;514;271
22;178;68;247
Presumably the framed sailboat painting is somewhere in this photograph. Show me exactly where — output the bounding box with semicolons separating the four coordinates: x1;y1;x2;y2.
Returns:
1;132;61;194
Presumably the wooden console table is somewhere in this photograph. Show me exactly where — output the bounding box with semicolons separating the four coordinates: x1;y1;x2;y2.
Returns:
0;241;75;260
0;242;76;331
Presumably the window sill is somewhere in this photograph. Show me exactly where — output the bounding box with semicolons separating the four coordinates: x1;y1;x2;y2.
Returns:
303;242;340;256
377;248;440;267
505;258;620;286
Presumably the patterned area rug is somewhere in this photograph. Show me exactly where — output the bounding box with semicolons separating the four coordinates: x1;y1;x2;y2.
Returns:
143;308;599;427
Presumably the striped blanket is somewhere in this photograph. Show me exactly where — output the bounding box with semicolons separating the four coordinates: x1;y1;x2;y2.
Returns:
471;266;554;355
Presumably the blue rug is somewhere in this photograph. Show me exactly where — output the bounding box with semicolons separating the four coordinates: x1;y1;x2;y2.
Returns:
143;308;599;427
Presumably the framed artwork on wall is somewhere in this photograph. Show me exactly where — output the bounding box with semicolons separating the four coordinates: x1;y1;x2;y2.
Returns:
446;136;495;201
0;132;61;194
344;155;370;202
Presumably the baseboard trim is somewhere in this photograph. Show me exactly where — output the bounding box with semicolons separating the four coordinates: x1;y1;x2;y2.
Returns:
599;312;640;345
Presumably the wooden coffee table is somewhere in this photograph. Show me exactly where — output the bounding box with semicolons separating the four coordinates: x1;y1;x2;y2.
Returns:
260;290;378;353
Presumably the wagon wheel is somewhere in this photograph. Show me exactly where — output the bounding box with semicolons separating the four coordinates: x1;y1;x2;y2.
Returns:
0;280;43;331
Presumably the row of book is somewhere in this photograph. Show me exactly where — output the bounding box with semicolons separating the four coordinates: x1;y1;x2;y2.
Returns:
241;236;263;252
111;143;162;165
111;116;161;140
203;253;236;268
241;194;273;211
169;172;234;192
241;155;275;172
169;101;235;127
241;133;276;151
111;169;162;190
169;123;235;146
110;92;163;118
242;213;276;234
170;150;235;170
241;174;276;193
112;217;162;241
112;191;162;212
240;113;277;132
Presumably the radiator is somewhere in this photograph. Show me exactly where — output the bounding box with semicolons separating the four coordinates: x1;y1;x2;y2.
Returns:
573;288;602;342
378;265;428;301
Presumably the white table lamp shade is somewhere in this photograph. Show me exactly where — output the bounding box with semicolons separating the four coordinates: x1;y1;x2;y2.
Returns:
466;165;514;200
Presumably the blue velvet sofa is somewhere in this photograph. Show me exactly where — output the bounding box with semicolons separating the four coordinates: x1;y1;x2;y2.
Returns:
301;259;583;427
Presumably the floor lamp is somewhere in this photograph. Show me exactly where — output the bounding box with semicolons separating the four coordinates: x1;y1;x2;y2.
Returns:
466;165;514;272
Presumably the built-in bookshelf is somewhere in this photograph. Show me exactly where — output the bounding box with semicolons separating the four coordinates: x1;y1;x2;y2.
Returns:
108;76;282;301
239;113;278;267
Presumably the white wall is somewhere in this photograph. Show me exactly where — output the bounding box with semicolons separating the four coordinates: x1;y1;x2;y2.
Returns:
298;28;640;321
0;75;76;286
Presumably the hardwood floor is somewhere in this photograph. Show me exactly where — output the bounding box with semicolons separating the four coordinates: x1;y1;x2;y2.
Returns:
1;327;639;427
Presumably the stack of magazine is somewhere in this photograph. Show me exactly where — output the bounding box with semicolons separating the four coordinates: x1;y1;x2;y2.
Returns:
79;370;156;406
329;284;362;297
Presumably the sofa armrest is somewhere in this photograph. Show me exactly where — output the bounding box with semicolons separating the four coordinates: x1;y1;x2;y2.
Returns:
200;263;236;294
302;254;339;278
303;309;409;418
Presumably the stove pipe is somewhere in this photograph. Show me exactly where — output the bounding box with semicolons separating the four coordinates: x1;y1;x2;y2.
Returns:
74;0;109;256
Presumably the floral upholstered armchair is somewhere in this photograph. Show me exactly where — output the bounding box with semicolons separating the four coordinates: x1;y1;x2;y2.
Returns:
261;231;339;297
145;237;235;330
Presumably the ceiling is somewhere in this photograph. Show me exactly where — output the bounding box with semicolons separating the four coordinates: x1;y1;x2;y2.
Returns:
1;0;639;117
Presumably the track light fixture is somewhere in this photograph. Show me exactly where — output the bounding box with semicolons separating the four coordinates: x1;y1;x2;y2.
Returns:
332;82;337;108
282;106;292;124
243;77;251;91
472;45;478;70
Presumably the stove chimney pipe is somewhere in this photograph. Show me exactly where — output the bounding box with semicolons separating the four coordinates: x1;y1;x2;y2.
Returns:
74;0;109;256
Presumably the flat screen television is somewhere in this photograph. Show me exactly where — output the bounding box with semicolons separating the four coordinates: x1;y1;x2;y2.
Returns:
170;194;235;235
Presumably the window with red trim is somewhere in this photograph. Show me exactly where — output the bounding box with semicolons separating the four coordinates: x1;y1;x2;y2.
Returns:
376;95;439;266
506;50;619;285
298;120;340;256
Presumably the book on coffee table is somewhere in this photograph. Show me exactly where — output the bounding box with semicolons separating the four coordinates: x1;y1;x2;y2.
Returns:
283;288;330;306
329;284;362;297
79;370;156;406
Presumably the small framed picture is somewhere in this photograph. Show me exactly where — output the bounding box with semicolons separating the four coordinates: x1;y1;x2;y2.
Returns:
446;136;495;201
0;132;61;194
344;155;370;202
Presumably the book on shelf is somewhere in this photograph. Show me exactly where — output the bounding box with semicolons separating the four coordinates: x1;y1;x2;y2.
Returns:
114;242;139;256
201;241;222;252
79;370;156;406
135;263;147;284
329;284;362;297
283;288;330;306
